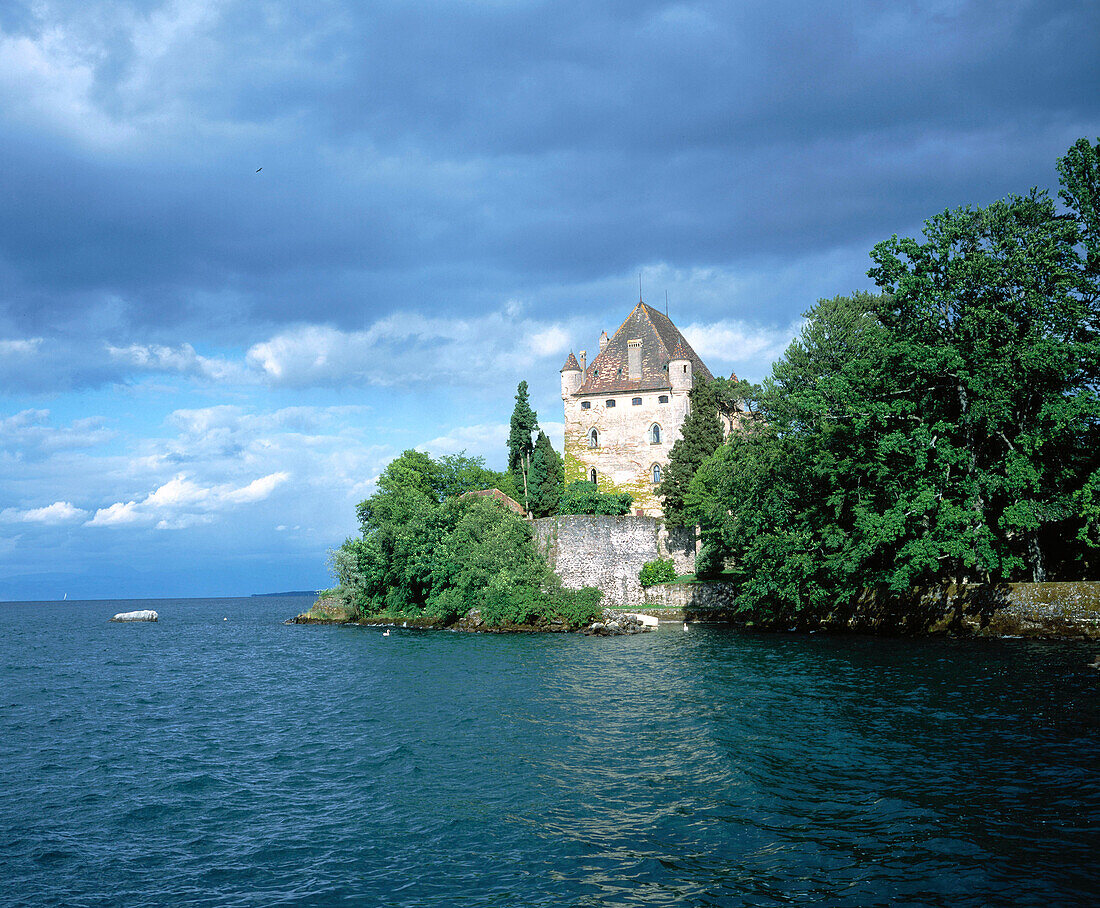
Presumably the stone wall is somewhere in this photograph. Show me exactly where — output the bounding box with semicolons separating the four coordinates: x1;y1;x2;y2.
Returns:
640;579;1100;639
532;515;697;608
641;581;738;612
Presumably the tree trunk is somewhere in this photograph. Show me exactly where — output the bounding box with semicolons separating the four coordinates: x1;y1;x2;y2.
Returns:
521;453;530;512
1028;532;1047;583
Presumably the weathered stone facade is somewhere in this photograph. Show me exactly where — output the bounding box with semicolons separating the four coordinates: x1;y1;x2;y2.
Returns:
560;302;715;516
532;514;696;608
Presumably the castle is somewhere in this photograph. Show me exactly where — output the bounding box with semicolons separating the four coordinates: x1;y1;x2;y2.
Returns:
560;301;718;517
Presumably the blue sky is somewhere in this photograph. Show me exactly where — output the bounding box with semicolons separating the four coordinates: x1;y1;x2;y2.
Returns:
1;0;1098;600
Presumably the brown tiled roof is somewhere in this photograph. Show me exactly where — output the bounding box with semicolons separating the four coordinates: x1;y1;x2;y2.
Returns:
458;488;526;516
574;302;713;395
560;351;580;372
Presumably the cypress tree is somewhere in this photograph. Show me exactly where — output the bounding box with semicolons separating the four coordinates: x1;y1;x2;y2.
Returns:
507;380;538;510
528;430;564;517
659;380;724;525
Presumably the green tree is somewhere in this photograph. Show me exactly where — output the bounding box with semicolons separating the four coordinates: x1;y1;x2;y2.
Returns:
331;449;601;627
868;184;1100;582
435;453;512;501
685;141;1100;623
507;380;539;510
527;430;564;517
659;378;726;525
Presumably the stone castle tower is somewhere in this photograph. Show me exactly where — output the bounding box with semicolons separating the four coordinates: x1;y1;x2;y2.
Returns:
560;301;715;517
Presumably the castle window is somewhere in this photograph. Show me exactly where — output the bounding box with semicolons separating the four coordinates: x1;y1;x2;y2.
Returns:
588;429;599;449
650;423;662;444
581;401;591;410
589;468;597;484
632;397;642;406
652;464;661;483
658;395;668;404
605;399;616;408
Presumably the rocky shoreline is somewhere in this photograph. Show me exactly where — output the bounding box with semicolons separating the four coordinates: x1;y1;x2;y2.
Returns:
289;581;1100;640
287;602;657;636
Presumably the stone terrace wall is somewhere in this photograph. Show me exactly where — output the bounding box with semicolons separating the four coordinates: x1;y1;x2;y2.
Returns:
532;515;696;608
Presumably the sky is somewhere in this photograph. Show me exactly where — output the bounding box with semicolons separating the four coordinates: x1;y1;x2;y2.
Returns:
1;0;1098;600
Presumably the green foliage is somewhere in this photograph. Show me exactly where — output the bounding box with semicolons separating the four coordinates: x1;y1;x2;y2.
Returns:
545;584;603;627
685;140;1100;624
1057;137;1100;287
659;378;728;525
527;430;564;517
357;449;511;529
507;380;539;510
639;558;677;587
333;449;596;628
558;481;633;516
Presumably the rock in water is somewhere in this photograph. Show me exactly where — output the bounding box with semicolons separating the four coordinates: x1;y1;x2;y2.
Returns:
111;610;158;622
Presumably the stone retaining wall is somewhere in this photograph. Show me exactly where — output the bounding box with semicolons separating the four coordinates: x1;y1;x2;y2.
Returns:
640;579;1100;638
531;515;696;608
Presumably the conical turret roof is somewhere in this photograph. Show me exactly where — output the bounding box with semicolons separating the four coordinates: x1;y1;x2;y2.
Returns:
560;351;581;372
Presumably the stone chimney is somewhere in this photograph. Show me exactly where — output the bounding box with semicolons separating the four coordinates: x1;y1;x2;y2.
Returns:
579;350;586;373
599;331;609;352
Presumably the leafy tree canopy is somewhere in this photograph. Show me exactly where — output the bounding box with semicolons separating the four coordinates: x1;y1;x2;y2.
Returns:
335;450;601;627
684;139;1100;622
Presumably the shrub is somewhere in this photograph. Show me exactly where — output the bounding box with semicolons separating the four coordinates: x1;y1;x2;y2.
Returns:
558;481;633;516
639;558;677;587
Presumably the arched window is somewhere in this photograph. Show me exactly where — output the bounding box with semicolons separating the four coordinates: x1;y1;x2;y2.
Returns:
589;468;597;484
650;423;662;444
652;464;661;483
589;428;599;449
605;399;616;408
632;397;642;406
658;395;669;404
581;401;591;410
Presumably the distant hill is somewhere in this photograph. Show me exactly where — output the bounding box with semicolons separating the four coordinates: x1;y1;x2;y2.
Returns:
250;591;317;598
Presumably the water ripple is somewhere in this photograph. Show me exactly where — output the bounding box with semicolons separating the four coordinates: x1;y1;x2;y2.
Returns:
0;598;1097;906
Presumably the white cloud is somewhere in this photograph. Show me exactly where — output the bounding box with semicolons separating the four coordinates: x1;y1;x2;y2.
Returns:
224;472;290;504
86;500;142;527
0;501;88;524
682;318;801;362
526;326;570;357
681;318;803;380
0;410;115;457
419;423;510;460
0;29;135;148
86;471;290;529
107;343;252;383
246;308;579;389
0;338;43;356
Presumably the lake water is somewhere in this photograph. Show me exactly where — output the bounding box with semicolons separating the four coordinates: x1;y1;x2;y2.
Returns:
1;595;1097;907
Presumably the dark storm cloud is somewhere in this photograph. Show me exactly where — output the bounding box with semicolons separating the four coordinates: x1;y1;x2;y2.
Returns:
0;0;1097;360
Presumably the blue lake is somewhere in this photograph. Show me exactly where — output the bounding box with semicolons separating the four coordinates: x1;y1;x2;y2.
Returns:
1;595;1097;907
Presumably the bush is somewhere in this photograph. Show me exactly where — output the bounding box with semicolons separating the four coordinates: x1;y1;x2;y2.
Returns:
639;558;677;587
545;584;603;627
558;481;633;516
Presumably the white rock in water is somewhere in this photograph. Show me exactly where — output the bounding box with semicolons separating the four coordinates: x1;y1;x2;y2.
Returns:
111;610;158;622
630;613;659;627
